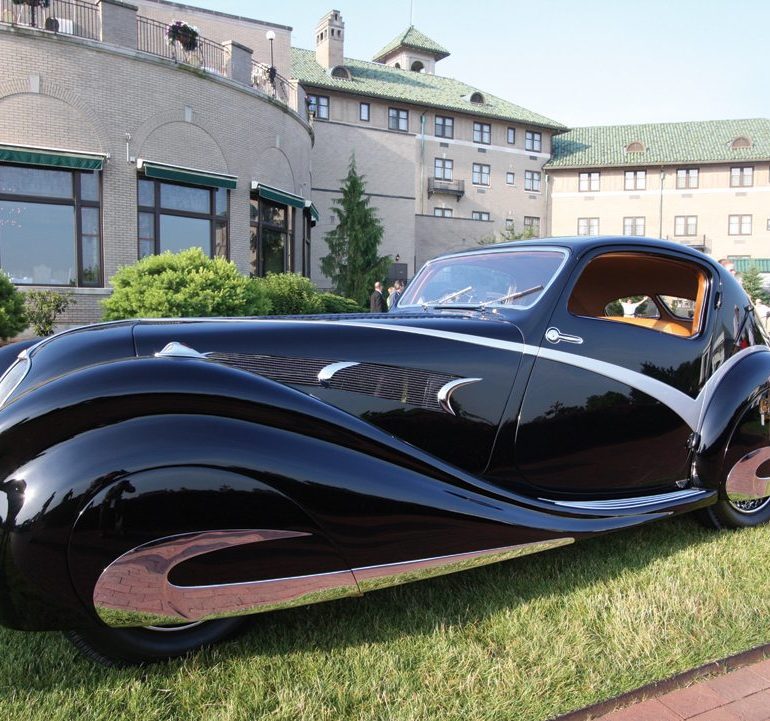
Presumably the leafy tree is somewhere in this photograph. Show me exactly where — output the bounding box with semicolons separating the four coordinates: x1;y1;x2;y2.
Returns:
0;273;27;341
321;156;391;306
102;248;270;320
740;265;770;304
25;290;75;336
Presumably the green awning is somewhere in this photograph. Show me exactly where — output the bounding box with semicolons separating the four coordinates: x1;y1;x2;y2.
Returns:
251;181;305;209
0;144;105;170
306;202;320;221
138;159;237;189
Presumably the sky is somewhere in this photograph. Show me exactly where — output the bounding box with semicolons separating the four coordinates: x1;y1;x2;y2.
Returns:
188;0;770;128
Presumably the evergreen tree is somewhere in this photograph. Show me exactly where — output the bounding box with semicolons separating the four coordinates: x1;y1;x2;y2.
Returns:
321;156;391;306
740;265;769;303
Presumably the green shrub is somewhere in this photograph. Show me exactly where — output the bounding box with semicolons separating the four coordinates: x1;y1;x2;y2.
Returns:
0;273;27;341
102;249;270;320
318;293;363;314
24;290;75;336
258;273;324;315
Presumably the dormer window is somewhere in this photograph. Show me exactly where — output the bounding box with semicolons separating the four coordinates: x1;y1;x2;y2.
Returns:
731;136;752;149
626;141;645;153
469;92;484;104
330;65;351;80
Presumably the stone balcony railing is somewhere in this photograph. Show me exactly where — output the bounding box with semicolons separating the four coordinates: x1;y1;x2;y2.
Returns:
0;0;298;113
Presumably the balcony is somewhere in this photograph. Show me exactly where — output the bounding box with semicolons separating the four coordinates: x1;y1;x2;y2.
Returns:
428;177;465;200
0;1;299;113
0;0;99;40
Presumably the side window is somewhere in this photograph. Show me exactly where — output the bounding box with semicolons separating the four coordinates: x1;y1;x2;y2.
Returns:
568;252;708;338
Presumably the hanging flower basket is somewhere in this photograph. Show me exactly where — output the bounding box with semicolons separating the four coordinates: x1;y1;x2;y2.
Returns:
11;0;50;6
166;20;199;52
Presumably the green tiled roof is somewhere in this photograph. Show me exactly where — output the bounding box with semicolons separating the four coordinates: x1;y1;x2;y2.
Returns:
291;48;566;130
547;119;770;169
373;26;450;62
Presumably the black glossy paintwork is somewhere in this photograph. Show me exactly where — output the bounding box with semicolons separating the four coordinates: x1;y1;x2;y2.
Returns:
0;236;766;631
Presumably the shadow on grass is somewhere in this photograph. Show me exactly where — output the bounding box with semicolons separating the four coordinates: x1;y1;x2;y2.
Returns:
0;513;734;692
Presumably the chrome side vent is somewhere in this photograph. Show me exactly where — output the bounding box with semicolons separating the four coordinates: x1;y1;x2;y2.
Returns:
206;353;328;385
327;363;456;411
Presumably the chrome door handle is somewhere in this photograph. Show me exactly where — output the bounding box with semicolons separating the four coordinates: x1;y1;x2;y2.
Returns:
545;327;583;345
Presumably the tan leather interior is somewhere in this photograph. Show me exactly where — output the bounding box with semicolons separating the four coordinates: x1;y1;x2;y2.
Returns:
568;252;708;338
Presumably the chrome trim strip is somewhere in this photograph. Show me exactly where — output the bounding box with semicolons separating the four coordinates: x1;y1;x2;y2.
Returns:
154;341;207;359
437;377;482;415
539;488;708;511
317;361;360;387
93;529;360;627
726;447;770;502
352;538;574;593
93;530;572;627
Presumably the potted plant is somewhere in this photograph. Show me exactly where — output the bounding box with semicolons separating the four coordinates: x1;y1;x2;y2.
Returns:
166;20;199;52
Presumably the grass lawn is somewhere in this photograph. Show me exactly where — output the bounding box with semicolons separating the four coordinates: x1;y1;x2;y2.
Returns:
1;516;768;721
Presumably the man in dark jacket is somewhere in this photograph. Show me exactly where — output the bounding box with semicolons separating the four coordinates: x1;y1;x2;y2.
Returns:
370;281;386;313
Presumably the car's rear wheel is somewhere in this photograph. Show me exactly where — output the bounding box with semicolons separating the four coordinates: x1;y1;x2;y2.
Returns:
66;617;245;666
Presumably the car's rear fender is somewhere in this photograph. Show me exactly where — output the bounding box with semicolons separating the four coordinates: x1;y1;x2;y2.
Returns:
695;347;770;490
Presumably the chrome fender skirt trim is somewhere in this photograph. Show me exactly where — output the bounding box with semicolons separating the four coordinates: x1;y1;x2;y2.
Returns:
726;448;770;502
93;531;573;627
93;529;360;627
351;537;574;593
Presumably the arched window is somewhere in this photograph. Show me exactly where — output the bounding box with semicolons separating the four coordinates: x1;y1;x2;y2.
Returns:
410;60;424;72
394;62;401;69
626;141;645;153
469;92;484;104
731;136;752;149
330;65;351;80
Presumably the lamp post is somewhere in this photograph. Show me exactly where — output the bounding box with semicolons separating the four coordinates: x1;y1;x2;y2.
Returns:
265;30;276;96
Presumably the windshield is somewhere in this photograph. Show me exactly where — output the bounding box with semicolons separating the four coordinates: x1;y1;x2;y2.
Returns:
398;248;568;310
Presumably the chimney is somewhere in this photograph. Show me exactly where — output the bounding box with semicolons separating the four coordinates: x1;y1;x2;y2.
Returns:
315;9;344;69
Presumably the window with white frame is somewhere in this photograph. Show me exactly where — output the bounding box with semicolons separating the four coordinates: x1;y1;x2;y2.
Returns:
676;168;698;189
578;217;600;235
728;214;752;235
472;163;490;186
730;166;753;187
525;131;542;152
434;158;453;181
506;171;515;185
674;215;698;236
359;102;370;121
623;216;645;235
524;216;540;236
624;170;646;191
507;127;516;144
524;170;541;192
434;207;453;217
306;94;329;120
472;211;490;221
579;171;600;192
388;107;408;131
473;122;491;144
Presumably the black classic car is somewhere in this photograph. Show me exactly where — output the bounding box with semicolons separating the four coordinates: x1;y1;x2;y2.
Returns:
0;236;768;665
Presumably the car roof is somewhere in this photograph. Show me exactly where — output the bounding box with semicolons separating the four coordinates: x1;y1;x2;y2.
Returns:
438;236;720;269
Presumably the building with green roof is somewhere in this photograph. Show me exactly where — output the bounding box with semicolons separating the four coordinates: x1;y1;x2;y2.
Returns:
546;119;770;261
293;9;566;283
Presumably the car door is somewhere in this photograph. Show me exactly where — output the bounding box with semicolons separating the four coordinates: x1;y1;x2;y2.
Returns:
514;247;714;498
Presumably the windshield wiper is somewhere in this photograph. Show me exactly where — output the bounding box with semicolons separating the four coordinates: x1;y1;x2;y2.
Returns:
422;285;473;309
479;284;544;308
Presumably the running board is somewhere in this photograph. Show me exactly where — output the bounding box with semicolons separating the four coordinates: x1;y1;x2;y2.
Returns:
538;488;713;513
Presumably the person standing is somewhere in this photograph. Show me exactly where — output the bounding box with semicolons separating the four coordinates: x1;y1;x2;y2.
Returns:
370;281;386;313
388;280;404;310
